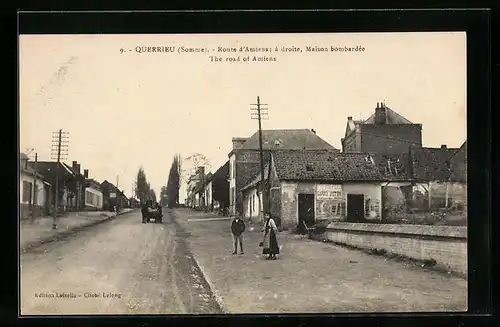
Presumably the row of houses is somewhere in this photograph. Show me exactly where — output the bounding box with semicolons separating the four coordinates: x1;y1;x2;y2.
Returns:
186;162;230;215
187;102;467;229
19;155;136;219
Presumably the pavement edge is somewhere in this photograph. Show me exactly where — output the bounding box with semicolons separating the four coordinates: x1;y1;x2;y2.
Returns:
169;209;229;314
21;209;139;252
189;253;228;314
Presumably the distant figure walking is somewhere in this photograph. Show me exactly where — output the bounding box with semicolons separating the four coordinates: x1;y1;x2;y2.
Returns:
231;213;246;255
260;213;280;260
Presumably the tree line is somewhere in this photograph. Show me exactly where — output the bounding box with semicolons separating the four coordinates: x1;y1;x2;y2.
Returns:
163;154;182;208
135;167;157;204
162;153;210;208
136;153;210;208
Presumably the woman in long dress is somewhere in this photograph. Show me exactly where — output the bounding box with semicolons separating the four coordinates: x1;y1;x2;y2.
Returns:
262;213;280;260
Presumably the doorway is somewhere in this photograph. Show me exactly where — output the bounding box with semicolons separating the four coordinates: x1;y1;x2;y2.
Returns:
347;194;365;222
298;194;315;231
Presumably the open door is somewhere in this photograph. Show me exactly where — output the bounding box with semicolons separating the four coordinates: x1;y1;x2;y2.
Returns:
347;194;365;222
298;194;315;231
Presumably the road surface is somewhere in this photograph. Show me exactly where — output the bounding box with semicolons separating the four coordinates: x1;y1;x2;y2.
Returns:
20;210;222;315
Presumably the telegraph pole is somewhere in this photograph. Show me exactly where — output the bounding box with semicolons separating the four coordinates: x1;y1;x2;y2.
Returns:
51;129;69;229
250;96;268;220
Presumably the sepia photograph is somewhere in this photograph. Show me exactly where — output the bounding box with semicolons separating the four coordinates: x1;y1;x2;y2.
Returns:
19;32;467;315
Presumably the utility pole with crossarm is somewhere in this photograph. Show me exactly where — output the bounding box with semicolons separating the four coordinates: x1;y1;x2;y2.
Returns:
51;129;69;229
250;96;269;222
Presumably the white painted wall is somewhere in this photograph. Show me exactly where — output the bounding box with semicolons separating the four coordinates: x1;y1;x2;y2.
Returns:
205;181;213;207
85;186;103;209
20;171;46;206
342;183;382;219
243;187;262;219
229;153;236;213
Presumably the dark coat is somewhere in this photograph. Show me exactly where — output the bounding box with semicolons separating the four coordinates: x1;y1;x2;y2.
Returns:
231;218;246;236
141;203;149;215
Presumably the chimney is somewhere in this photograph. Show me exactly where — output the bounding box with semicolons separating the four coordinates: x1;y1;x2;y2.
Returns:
441;144;447;149
75;164;81;174
84;169;89;178
72;161;77;170
347;116;353;121
375;102;386;124
232;137;247;150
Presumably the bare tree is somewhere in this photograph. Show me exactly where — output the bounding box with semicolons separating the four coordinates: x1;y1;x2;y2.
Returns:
183;153;211;180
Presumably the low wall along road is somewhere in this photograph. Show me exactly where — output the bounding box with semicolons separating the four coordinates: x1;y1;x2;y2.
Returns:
323;222;467;277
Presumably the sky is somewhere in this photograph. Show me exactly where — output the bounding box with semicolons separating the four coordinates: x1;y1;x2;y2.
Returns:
19;32;466;201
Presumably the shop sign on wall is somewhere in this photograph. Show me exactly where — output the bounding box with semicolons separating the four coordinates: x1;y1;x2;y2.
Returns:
316;184;342;199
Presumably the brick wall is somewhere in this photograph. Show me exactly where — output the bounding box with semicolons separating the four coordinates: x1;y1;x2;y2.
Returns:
342;131;359;152
360;124;422;154
325;222;467;275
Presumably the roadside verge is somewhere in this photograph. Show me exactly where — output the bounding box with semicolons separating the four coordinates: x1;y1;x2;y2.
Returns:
20;209;138;252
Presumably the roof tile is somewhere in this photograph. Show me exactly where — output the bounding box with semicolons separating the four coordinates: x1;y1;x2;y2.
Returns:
273;149;383;182
241;129;337;151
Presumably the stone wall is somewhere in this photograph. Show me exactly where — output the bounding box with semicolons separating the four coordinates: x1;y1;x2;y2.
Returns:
280;182;298;229
325;222;467;275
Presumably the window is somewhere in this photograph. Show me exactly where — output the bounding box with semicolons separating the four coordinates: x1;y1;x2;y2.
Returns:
22;181;32;203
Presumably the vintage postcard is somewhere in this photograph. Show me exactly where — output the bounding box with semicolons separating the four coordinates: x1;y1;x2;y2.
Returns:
19;32;467;315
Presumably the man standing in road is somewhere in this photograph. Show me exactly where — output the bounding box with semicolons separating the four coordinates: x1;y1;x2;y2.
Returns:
231;213;246;255
141;201;149;223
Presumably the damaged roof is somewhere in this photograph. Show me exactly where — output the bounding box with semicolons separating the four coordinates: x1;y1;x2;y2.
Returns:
370;152;412;181
272;149;383;182
448;140;467;183
410;146;459;181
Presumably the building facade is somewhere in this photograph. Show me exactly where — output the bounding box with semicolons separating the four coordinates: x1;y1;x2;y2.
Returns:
229;129;338;215
20;153;51;218
210;160;230;214
341;102;422;154
410;144;466;210
84;176;103;210
33;161;77;212
241;150;384;229
204;173;213;211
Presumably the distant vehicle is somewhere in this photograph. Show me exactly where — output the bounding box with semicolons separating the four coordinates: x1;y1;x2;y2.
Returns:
142;201;163;223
